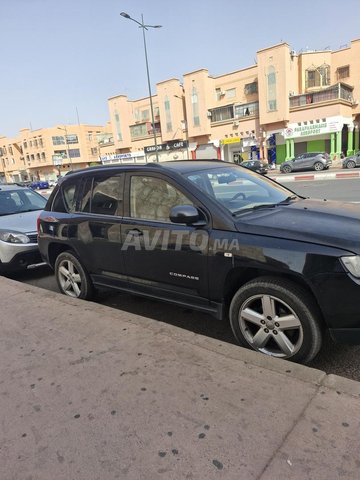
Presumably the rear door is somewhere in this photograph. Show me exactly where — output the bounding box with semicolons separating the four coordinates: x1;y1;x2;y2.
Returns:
71;173;126;279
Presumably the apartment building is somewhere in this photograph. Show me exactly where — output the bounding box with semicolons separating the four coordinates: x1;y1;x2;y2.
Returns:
105;38;360;165
0;124;110;183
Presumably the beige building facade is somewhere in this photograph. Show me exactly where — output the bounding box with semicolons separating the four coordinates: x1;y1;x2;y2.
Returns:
105;38;360;166
0;124;110;183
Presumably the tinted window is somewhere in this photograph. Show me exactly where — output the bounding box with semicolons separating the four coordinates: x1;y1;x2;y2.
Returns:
90;175;124;216
130;176;193;222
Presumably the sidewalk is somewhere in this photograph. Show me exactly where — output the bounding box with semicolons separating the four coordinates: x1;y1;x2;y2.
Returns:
1;276;360;480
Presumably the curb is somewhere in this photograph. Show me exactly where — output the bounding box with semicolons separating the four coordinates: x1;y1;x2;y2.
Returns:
2;276;360;398
269;170;360;183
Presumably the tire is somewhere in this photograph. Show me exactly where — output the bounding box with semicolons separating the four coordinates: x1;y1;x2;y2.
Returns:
55;251;93;300
314;162;324;171
346;160;356;169
229;277;322;363
281;165;292;174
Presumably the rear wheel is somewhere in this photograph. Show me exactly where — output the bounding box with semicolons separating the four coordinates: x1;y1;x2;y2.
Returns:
229;277;322;363
314;162;324;171
346;160;356;169
281;164;292;174
55;251;93;300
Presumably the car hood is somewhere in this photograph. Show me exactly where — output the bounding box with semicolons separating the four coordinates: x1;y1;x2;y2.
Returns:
235;198;360;254
0;209;41;233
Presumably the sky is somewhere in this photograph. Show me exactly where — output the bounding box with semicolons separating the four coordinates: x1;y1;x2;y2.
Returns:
1;0;360;137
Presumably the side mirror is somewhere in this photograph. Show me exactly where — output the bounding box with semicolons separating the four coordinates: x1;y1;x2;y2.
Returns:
170;205;201;225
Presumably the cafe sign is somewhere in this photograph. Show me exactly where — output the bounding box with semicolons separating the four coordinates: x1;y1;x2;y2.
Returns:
144;140;189;154
284;120;341;139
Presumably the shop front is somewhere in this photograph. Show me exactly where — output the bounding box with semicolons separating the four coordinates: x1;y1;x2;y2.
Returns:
278;116;354;162
220;136;259;163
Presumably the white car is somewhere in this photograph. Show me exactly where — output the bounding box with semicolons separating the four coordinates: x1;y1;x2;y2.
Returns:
0;184;47;273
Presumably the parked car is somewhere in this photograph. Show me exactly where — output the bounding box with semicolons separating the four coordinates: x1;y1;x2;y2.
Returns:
240;160;268;175
342;151;360;169
38;160;360;364
280;152;331;173
0;184;47;273
30;180;49;190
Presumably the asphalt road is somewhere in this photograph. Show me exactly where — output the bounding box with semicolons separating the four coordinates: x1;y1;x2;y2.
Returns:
9;176;360;381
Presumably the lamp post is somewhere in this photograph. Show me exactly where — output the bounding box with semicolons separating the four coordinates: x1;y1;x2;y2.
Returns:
120;11;161;162
174;92;190;159
57;126;73;171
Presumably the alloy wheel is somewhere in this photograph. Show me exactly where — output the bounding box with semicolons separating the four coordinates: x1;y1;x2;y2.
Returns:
314;162;324;171
238;294;304;358
346;160;356;169
58;259;82;298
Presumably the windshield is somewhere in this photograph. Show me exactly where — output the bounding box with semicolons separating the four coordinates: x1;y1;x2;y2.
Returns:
0;188;47;216
184;165;297;215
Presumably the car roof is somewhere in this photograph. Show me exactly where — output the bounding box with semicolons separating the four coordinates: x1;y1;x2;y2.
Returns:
0;183;27;191
62;160;235;179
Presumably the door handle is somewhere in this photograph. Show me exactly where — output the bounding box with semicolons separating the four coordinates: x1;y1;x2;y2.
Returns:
126;228;143;237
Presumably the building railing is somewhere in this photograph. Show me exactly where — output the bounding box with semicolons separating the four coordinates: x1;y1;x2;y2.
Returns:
290;83;353;108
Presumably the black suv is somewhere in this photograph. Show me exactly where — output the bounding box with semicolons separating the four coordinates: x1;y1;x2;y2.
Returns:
38;160;360;363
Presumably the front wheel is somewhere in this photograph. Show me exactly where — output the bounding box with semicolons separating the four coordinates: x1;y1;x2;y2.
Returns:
314;162;324;171
229;277;322;363
55;251;93;300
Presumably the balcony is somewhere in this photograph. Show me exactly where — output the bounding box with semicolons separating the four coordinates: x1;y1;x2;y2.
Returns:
290;83;354;109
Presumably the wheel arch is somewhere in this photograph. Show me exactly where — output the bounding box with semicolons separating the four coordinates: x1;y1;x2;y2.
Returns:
222;267;326;327
47;242;76;269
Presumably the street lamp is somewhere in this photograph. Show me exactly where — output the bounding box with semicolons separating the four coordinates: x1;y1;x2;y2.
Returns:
57;126;73;171
120;11;162;162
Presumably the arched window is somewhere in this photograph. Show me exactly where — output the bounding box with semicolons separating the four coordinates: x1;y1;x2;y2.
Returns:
191;86;200;126
164;96;172;132
267;66;277;111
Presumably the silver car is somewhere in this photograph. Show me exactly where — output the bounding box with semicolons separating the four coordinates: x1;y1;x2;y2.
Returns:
280;152;331;173
0;184;47;273
342;151;360;169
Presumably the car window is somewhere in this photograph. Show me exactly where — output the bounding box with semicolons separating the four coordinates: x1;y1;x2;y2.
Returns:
0;188;46;216
90;175;124;216
130;176;193;222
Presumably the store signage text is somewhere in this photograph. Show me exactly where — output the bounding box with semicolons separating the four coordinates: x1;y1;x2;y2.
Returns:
221;137;241;145
144;140;189;154
284;121;340;138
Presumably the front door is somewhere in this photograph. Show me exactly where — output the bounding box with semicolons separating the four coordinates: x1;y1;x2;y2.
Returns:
121;173;210;302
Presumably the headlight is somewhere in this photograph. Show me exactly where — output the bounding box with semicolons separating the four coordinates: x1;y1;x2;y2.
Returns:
0;232;30;244
341;256;360;278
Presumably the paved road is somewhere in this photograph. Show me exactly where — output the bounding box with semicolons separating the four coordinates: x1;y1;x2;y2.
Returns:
9;176;360;381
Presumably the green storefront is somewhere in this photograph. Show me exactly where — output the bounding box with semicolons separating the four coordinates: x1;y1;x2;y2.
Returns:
275;117;358;163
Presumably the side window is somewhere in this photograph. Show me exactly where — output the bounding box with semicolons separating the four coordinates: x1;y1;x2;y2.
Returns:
90;175;124;216
52;180;81;213
130;176;193;222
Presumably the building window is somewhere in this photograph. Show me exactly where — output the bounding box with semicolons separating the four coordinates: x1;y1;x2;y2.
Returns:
34;140;38;148
114;111;122;141
337;65;350;80
36;153;41;161
68;148;80;158
305;64;330;89
30;154;35;161
130;123;148;139
41;152;46;161
191;86;200;126
65;134;79;144
134;108;140;122
141;109;150;121
30;141;33;147
234;102;259;118
225;88;236;99
52;136;65;145
38;138;43;148
91;147;98;156
210;105;234;122
244;82;258;95
154;106;160;118
9;146;13;155
87;132;93;141
164;96;172;132
267;66;277;111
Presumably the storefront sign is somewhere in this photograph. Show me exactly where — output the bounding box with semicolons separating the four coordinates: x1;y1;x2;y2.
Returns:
284;121;341;138
144;140;189;154
52;154;65;166
220;137;241;145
